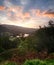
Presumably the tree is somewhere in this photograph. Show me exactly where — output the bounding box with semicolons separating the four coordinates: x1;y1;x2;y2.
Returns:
48;20;54;27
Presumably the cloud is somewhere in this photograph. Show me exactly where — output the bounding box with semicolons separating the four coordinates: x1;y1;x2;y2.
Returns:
43;9;54;18
6;6;24;21
30;9;54;18
20;0;28;5
0;0;54;28
2;0;54;20
3;0;13;7
5;7;54;24
4;5;31;21
0;6;5;10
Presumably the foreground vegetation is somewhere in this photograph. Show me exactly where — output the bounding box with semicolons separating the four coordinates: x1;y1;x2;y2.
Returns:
0;20;54;65
0;59;54;65
24;59;54;65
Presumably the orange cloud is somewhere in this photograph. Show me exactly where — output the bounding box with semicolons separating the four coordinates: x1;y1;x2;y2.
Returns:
43;11;54;18
15;12;23;19
23;12;31;20
31;9;54;18
6;6;31;21
6;6;54;22
0;6;5;10
6;6;23;21
36;9;41;16
7;6;23;13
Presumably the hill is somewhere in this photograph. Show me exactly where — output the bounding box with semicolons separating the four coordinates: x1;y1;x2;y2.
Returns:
0;24;36;36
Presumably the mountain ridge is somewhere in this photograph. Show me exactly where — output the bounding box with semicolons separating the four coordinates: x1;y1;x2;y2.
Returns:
0;24;36;36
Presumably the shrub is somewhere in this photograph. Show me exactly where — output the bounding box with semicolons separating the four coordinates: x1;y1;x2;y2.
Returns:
23;59;54;65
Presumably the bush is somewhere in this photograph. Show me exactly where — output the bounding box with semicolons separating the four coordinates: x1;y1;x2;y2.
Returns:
23;59;54;65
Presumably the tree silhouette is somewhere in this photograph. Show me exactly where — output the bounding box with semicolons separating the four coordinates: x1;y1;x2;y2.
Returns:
48;20;54;27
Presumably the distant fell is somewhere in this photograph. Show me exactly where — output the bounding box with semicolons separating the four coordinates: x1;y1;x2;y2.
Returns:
0;24;36;36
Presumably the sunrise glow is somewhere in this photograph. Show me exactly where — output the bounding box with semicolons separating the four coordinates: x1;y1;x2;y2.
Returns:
0;0;54;28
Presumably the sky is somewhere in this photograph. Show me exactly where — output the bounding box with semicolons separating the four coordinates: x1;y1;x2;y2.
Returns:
0;0;54;28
